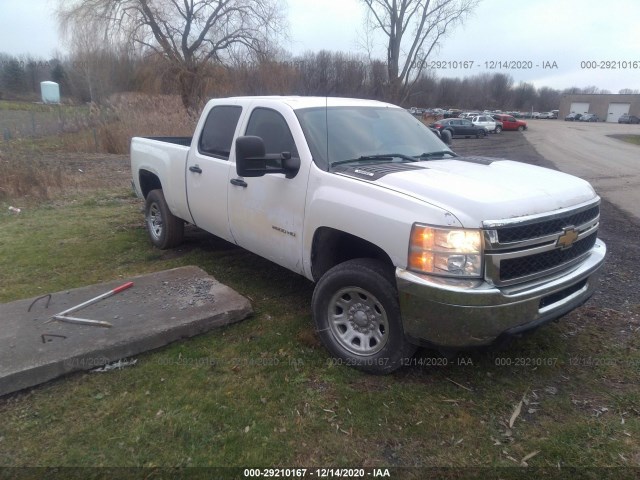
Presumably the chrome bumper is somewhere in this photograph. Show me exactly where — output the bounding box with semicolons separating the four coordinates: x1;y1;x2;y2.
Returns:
396;239;606;348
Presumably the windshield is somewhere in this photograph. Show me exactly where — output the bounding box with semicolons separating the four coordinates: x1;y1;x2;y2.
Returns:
294;106;453;170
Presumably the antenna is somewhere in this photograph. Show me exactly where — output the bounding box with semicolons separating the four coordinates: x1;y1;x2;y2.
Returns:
325;96;329;170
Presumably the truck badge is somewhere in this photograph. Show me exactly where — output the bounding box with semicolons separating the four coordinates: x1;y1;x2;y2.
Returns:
556;227;579;249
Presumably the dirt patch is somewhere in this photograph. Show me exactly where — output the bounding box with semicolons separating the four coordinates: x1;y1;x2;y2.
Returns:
54;153;131;190
1;151;130;203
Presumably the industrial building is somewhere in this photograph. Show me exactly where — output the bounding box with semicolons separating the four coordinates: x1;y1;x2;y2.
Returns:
559;93;640;122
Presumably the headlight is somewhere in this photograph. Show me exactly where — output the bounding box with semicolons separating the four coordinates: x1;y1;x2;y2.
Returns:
408;224;483;277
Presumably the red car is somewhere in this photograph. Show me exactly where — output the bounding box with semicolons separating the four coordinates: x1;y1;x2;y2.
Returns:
491;114;527;131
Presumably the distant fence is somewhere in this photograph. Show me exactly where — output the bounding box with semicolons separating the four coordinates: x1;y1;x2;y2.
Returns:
1;105;107;150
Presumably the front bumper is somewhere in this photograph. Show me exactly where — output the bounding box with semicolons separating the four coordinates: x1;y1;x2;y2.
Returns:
396;239;606;348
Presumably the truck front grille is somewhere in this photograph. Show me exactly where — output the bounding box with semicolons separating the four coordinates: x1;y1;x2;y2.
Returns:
497;205;599;243
484;201;600;286
500;232;597;281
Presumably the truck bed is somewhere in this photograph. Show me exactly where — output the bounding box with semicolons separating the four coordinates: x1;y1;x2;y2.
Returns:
143;136;193;147
130;136;194;224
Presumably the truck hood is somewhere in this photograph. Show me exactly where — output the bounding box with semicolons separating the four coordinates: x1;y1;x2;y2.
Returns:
350;157;597;227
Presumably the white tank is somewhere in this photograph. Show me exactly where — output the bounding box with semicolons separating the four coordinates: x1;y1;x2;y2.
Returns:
40;81;60;104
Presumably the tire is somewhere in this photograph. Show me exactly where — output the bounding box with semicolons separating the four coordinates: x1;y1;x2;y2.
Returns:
440;129;452;145
312;259;417;374
495;126;502;133
145;189;184;249
517;125;525;132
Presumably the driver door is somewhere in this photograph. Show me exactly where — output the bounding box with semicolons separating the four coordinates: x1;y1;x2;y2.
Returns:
227;106;309;274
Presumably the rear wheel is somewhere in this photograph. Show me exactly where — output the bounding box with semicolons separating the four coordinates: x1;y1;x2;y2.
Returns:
145;189;184;249
440;129;452;145
312;259;417;374
495;126;502;133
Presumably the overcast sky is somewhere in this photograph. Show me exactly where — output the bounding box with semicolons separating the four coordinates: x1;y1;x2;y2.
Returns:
1;0;639;93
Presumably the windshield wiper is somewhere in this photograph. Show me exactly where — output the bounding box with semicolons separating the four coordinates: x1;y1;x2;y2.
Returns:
414;150;458;159
331;153;417;168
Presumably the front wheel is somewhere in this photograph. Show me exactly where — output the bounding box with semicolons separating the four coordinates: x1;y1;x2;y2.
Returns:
517;125;525;132
495;126;502;133
145;189;184;249
312;259;417;374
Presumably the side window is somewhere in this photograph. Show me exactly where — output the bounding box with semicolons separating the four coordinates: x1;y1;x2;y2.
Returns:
198;105;242;159
245;108;299;158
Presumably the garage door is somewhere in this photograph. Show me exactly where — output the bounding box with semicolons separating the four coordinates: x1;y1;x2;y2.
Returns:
569;102;590;114
606;103;630;123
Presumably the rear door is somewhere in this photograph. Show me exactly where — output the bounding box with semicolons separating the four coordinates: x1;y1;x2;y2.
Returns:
449;119;462;135
186;104;244;242
502;116;517;130
460;119;476;135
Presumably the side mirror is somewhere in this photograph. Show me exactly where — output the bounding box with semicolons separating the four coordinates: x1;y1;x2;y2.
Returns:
280;152;301;179
235;135;300;179
235;135;267;177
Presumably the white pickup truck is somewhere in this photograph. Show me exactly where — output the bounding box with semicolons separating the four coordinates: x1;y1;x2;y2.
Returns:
131;96;606;373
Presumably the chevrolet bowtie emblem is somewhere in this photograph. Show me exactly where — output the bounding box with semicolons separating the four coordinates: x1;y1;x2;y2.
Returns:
557;227;579;249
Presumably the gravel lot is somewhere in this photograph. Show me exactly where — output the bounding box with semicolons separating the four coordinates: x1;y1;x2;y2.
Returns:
524;120;640;221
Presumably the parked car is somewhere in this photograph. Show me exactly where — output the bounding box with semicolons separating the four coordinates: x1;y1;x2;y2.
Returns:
538;112;556;119
431;118;487;138
618;114;640;124
491;114;527;131
565;113;582;121
443;109;463;118
471;115;501;133
581;114;599;122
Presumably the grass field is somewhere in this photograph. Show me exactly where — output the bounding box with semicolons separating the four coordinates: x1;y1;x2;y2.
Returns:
608;134;640;146
1;99;639;478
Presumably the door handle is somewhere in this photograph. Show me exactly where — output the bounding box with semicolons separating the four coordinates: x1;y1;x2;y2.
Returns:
189;165;202;174
230;178;248;188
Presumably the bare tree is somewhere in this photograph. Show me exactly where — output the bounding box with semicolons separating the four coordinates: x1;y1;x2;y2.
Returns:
362;0;479;103
535;86;559;111
57;0;286;113
512;82;537;111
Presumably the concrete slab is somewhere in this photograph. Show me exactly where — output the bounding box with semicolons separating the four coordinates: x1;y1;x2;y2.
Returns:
0;266;252;397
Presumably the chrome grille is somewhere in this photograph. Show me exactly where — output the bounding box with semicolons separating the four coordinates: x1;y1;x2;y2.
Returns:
484;201;600;286
497;205;599;243
500;232;597;281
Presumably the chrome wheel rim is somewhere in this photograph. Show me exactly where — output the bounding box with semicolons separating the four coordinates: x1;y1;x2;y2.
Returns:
328;287;389;356
147;202;163;241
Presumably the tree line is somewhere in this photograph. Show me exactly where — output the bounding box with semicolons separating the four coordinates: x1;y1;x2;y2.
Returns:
2;48;637;113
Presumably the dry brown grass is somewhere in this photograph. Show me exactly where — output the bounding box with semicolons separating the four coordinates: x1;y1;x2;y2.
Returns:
0;153;67;202
98;93;196;154
1;93;194;202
